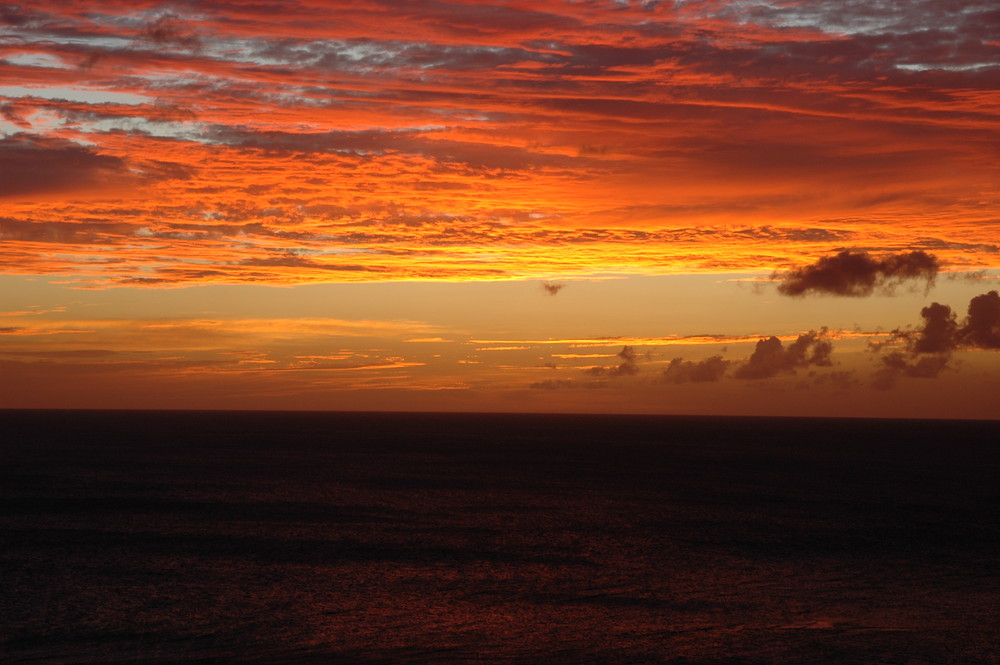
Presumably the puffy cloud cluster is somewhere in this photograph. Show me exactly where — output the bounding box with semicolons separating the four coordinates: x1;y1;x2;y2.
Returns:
961;291;1000;350
910;302;959;354
660;332;835;384
662;355;730;383
873;290;1000;389
777;250;939;297
900;291;1000;354
733;331;833;380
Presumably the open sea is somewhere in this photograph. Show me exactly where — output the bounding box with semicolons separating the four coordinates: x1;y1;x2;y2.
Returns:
1;410;998;664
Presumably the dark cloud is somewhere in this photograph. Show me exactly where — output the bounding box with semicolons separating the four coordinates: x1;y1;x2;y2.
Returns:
883;352;952;379
0;134;130;199
0;134;192;200
204;125;577;170
734;331;833;380
911;302;958;354
870;290;1000;389
0;217;138;244
662;355;730;383
79;51;104;69
889;290;1000;355
777;250;939;297
872;300;956;389
959;290;1000;350
619;345;638;363
140;14;201;51
584;345;640;377
872;352;952;391
0;103;31;129
540;281;565;296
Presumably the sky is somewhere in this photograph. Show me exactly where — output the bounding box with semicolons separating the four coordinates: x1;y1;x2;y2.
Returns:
1;0;999;419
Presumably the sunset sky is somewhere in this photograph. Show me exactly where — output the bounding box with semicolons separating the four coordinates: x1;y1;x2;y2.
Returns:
2;0;998;418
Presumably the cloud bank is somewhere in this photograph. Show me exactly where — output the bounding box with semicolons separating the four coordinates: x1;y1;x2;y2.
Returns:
0;2;997;285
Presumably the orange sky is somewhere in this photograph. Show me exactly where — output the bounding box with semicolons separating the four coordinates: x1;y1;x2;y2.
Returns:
2;1;999;418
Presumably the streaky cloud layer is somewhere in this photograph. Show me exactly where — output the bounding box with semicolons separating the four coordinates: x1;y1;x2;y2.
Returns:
1;1;998;286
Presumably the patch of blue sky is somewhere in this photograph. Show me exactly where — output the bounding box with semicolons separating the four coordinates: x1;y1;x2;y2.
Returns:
2;53;72;69
895;62;1000;72
0;85;152;106
66;116;206;141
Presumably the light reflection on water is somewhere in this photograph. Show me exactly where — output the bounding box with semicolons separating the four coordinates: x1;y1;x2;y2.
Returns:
2;411;998;664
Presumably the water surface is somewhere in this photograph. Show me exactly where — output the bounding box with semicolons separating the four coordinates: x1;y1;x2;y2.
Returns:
2;411;998;664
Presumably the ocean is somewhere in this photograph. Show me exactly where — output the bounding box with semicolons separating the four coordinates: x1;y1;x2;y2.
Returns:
2;410;998;664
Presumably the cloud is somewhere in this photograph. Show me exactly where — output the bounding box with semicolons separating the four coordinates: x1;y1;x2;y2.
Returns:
140;14;202;51
584;345;640;377
204;125;577;171
776;250;939;297
872;352;952;390
889;290;1000;355
0;134;131;199
882;352;952;379
0;134;193;200
733;331;833;380
959;290;1000;350
662;355;730;383
0;218;139;244
870;290;999;389
871;299;957;389
540;281;565;296
1;2;998;287
911;302;959;354
0;103;31;128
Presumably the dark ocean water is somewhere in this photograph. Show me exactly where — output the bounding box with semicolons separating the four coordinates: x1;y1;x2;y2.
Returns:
1;410;998;665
